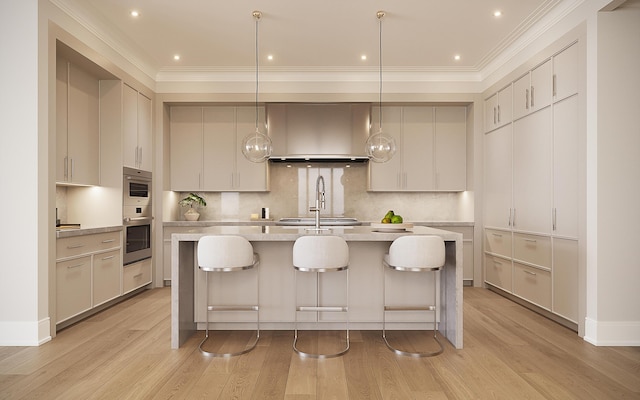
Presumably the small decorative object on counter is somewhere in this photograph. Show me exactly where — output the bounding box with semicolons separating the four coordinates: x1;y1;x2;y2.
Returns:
179;193;207;221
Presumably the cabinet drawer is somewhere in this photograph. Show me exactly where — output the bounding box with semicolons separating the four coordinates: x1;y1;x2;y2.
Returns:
56;256;92;323
484;229;511;258
513;233;551;268
93;249;122;306
123;258;152;294
484;254;512;292
513;262;551;309
57;231;121;259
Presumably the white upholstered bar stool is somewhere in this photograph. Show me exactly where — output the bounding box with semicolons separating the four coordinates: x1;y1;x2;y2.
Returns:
382;235;445;357
197;235;260;357
293;235;350;358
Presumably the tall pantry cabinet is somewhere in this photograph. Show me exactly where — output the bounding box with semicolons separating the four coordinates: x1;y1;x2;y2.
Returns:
483;41;581;326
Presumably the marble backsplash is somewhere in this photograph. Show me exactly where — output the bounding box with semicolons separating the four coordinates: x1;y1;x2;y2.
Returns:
173;163;473;222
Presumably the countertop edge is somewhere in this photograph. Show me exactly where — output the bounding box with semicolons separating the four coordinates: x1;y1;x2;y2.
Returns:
56;225;123;239
163;220;474;227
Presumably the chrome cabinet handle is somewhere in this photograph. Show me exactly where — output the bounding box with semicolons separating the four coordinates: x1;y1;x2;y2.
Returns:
553;208;557;231
64;156;68;180
525;89;529;110
497;105;501;123
67;243;85;249
101;255;115;260
524;238;537;243
102;239;115;243
67;263;85;269
492;233;503;237
531;86;535;108
493;107;497;124
133;273;143;279
493;260;502;266
523;270;537;276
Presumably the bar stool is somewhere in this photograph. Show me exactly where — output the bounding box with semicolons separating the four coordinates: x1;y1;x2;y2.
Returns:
382;235;445;357
293;235;349;358
197;235;260;357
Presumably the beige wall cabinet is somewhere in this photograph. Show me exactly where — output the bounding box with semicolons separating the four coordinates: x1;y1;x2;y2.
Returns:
56;58;100;185
484;84;513;132
513;59;553;120
55;231;122;324
123;83;152;171
483;42;582;328
170;106;269;192
369;106;466;192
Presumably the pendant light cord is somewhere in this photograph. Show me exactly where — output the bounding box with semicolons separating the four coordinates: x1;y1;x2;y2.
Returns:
255;13;260;132
378;12;383;131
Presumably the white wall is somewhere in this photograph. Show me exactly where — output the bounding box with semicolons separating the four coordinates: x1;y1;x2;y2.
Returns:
585;1;640;345
0;0;51;345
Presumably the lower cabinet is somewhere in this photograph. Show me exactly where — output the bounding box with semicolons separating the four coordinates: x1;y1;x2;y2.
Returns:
484;254;512;292
93;249;121;306
552;238;578;322
56;256;92;323
123;258;152;294
513;262;551;310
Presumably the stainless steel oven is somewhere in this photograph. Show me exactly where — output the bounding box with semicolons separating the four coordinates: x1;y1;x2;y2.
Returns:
123;167;152;265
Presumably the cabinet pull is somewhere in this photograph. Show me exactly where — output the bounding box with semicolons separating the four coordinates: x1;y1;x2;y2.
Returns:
553;208;557;231
101;255;115;260
64;156;69;180
493;107;497;124
67;243;85;249
497;105;501;123
70;158;75;181
139;147;143;168
531;86;535;108
67;263;85;269
523;238;537;243
525;89;529;110
102;239;115;243
133;273;143;279
492;233;503;237
493;260;502;266
523;270;537;276
552;74;557;97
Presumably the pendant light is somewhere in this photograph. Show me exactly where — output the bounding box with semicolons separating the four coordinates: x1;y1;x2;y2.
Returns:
241;10;272;163
365;11;396;163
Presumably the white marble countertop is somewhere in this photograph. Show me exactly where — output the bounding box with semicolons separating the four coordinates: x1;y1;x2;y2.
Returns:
163;220;474;228
56;225;122;239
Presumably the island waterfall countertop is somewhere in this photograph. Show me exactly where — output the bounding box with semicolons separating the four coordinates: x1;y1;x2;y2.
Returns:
170;225;463;349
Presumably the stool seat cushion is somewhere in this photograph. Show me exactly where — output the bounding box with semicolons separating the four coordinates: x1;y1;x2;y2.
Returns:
293;235;349;270
198;235;256;271
387;235;445;269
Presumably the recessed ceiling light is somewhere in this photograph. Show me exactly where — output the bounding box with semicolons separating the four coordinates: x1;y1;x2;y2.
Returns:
454;54;461;61
493;10;502;17
361;55;367;61
267;54;273;61
173;54;180;61
130;10;140;17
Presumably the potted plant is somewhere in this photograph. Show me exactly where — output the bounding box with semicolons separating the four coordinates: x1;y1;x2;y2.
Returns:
179;193;207;221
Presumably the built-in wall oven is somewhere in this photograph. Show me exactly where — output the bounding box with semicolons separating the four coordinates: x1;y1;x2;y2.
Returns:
123;167;152;265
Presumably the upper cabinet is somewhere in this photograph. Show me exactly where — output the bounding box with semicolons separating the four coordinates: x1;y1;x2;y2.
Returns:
170;106;269;192
513;59;552;120
56;58;100;185
553;42;579;103
368;105;466;192
123;84;152;171
484;84;513;132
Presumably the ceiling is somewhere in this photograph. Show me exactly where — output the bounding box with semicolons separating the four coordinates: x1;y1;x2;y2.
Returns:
53;0;567;82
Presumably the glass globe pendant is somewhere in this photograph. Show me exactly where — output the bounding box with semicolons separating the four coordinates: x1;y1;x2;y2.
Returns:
365;10;396;163
241;10;272;163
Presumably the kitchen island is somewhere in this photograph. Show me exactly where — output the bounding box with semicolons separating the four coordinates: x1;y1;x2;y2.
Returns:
171;225;463;349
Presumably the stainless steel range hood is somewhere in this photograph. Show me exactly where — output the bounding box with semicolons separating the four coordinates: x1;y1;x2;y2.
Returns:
267;103;371;162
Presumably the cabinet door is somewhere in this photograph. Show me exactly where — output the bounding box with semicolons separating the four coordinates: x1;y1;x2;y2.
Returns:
170;107;203;191
403;106;434;190
552;238;578;322
512;73;530;121
203;107;236;190
368;106;402;191
496;85;513;127
513;108;552;234
137;93;153;171
484;93;498;132
123;258;152;294
434;106;466;191
93;249;121;306
122;84;139;169
553;95;579;238
483;124;512;229
553;43;579;102
56;256;92;323
235;106;269;191
484;254;512;292
67;63;100;185
530;59;552;112
56;58;69;183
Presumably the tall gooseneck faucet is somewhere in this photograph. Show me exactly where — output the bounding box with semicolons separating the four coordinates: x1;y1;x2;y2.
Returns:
310;175;325;230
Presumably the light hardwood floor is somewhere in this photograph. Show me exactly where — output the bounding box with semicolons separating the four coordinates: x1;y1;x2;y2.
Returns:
1;287;638;399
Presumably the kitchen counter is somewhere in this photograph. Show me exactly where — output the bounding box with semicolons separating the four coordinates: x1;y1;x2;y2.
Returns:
171;225;463;349
163;220;474;227
56;225;123;239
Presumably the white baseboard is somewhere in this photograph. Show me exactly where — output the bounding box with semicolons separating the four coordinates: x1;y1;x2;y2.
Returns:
584;317;640;346
0;318;51;346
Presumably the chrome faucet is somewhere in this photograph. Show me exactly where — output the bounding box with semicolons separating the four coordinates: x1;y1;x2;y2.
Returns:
310;175;325;230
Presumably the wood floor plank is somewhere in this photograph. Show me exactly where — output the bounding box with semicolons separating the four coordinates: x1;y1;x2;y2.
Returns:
1;287;638;400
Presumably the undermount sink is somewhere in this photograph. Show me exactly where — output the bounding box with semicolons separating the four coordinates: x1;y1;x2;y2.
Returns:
276;217;361;226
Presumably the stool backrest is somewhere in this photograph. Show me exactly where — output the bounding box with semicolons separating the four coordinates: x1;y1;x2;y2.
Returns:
198;235;255;269
388;235;445;269
293;235;349;270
